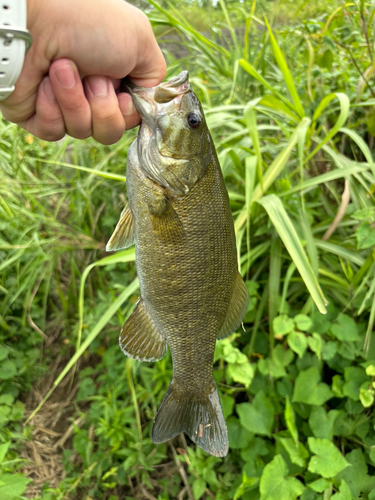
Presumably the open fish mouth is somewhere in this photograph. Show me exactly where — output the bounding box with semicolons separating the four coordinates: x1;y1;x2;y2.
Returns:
122;71;191;117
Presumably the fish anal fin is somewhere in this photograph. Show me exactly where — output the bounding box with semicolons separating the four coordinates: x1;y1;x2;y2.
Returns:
120;299;167;362
217;272;249;340
151;198;185;244
106;205;134;252
152;381;228;458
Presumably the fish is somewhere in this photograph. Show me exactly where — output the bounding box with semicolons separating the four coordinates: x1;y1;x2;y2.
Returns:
107;71;249;457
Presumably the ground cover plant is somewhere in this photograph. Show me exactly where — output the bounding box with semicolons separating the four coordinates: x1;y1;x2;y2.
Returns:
1;0;375;499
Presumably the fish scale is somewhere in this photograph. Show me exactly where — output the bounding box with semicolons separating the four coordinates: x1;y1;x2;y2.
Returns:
107;71;249;457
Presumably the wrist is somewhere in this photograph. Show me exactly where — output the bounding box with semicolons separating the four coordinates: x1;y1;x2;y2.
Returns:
0;0;31;100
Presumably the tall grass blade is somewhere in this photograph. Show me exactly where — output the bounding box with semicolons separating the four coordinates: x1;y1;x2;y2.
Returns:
307;93;350;161
25;278;139;424
244;107;263;189
340;127;375;177
269;237;282;343
37;159;127;183
239;59;298;116
258;195;328;313
76;248;136;362
264;17;304;118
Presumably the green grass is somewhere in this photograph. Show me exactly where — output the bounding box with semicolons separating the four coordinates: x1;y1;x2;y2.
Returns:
2;1;375;499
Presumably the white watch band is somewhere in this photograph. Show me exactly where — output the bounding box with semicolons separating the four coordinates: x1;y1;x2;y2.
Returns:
0;0;32;100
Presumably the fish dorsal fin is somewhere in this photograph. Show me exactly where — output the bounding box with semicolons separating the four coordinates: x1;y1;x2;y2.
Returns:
120;298;167;362
217;272;249;340
106;205;134;251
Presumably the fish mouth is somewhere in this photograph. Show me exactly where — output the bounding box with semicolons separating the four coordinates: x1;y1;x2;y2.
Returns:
122;71;190;118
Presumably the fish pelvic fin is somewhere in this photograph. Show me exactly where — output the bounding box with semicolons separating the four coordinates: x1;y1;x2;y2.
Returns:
217;272;249;340
152;381;228;458
120;299;167;362
106;204;134;252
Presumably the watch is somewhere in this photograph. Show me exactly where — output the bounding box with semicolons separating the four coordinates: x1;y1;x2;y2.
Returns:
0;0;32;100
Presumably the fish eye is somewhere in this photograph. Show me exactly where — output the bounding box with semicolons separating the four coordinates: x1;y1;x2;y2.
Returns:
187;112;202;129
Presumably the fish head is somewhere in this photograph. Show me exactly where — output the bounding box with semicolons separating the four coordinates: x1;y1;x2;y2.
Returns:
125;71;212;196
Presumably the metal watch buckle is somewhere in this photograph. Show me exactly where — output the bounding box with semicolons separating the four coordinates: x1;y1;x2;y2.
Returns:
0;26;33;51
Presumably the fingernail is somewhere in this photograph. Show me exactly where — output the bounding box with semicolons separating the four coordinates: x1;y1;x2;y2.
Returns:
42;77;55;101
87;76;108;97
54;64;75;89
123;98;135;115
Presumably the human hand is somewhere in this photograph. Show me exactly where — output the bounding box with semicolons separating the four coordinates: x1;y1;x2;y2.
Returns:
0;0;166;144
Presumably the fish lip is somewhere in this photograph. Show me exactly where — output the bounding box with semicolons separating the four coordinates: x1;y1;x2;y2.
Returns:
121;71;190;114
123;70;189;93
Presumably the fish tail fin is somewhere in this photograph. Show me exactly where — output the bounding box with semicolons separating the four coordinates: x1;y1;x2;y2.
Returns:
152;381;228;457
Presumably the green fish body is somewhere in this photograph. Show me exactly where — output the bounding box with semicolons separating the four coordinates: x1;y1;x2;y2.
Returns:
107;71;249;457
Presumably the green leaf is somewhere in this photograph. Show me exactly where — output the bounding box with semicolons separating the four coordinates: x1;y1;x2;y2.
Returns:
259;454;305;500
279;438;309;467
257;195;327;314
0;474;31;499
342;366;368;401
192;478;206;500
330;314;360;342
288;331;308;358
241;437;269;463
258;345;294;379
221;394;235;419
356;222;375;249
246;280;259;296
0;395;14;406
366;364;375;376
359;386;374;407
285;396;298;444
227;416;253;449
332;375;344;398
274;315;294;336
307;438;349;478
351;207;375;221
308;478;331;493
227;362;255;388
307;334;323;359
322;341;337;360
293;367;333;405
0;360;17;380
334;450;368;499
0;346;8;361
234;475;260;500
309;407;341;440
331;480;352;500
316;49;333;70
294;314;313;331
0;442;10;463
237;391;275;436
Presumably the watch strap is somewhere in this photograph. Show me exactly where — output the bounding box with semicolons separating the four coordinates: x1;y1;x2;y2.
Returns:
0;0;31;100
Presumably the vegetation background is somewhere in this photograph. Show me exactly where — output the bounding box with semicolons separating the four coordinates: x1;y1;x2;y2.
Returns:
1;0;375;499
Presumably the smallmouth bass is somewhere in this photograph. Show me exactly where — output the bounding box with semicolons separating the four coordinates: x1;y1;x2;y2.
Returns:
107;71;249;457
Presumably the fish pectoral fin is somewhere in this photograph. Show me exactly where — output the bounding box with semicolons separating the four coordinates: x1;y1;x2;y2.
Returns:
106;204;135;251
151;198;185;244
152;381;228;458
120;299;167;362
217;272;249;340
